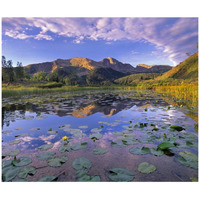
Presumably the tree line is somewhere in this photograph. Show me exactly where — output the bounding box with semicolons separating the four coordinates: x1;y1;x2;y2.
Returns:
2;56;28;82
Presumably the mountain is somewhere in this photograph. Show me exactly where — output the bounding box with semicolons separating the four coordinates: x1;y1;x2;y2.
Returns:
136;64;172;73
24;56;135;76
24;57;173;76
156;52;198;81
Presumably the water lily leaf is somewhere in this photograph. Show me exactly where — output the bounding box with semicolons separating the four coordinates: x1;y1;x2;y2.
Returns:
15;128;22;130
5;149;21;157
47;156;68;167
190;177;198;182
177;151;198;169
2;130;12;134
12;157;32;167
91;128;102;133
108;168;134;182
2;159;13;168
79;126;88;129
111;141;125;147
30;127;40;131
71;142;88;151
3;167;19;182
89;133;103;140
129;146;150;155
112;131;123;136
75;168;88;177
48;130;58;134
36;115;48;120
59;144;72;153
37;152;56;160
150;148;164;156
93;148;108;155
12;178;28;182
157;142;175;150
38;176;58;182
15;133;29;138
77;175;101;182
170;125;185;132
38;144;53;151
9;140;21;145
72;157;92;170
138;162;156;174
18;166;36;178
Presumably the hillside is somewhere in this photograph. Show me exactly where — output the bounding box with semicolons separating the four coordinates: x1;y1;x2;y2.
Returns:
86;68;125;86
115;73;161;85
136;64;172;73
156;52;198;81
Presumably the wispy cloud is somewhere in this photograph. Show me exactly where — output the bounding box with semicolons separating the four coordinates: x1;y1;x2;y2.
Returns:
2;17;198;64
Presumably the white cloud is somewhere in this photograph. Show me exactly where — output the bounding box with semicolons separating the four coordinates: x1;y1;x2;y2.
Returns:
2;17;198;64
34;33;53;41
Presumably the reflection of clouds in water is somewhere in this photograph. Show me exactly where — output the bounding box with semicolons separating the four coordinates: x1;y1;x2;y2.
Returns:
52;141;61;150
20;136;36;142
98;131;115;148
38;135;56;144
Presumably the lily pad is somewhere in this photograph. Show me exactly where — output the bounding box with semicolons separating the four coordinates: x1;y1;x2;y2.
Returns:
12;179;28;182
89;133;103;140
71;142;88;151
48;155;68;167
170;125;185;132
177;151;198;169
38;144;53;151
91;128;102;133
59;144;72;153
3;167;19;182
15;128;22;130
78;175;101;182
108;168;134;182
30;127;40;131
48;130;58;134
2;159;13;168
157;142;175;150
190;177;198;182
12;157;32;167
18;166;36;178
5;149;21;157
37;152;56;160
72;157;92;170
2;130;12;134
138;162;156;174
15;133;29;138
9;140;21;145
129;146;150;155
75;168;88;177
93;148;108;155
38;176;58;182
150;148;164;156
111;141;125;147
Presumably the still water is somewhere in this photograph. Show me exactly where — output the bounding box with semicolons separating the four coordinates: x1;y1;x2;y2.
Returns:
2;90;198;181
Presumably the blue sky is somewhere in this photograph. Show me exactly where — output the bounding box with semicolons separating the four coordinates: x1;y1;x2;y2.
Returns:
2;17;198;67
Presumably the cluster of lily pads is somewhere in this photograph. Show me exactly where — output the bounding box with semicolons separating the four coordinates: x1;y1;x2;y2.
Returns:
2;117;198;182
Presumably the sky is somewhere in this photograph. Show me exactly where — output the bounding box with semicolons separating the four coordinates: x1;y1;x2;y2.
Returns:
2;17;198;67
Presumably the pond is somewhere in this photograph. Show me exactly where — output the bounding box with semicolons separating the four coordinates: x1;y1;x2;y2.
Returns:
2;89;198;182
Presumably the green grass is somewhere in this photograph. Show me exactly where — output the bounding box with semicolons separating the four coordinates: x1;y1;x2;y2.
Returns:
2;84;135;98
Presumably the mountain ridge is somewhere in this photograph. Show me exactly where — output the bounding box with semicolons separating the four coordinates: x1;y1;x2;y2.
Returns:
24;56;173;75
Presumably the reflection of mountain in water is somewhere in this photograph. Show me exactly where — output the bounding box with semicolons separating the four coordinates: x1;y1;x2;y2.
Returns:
2;93;169;126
